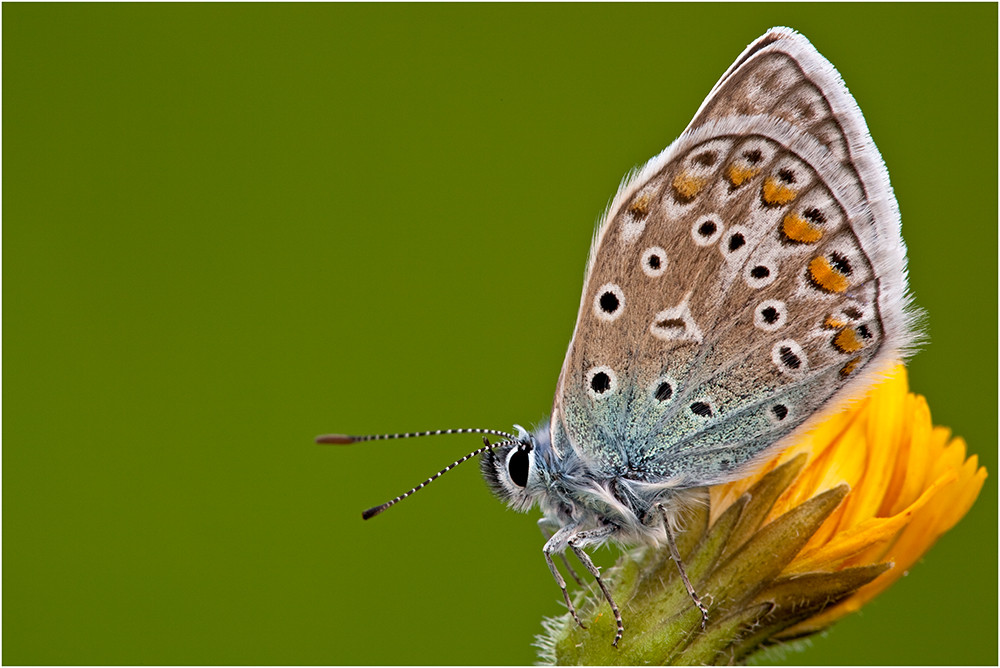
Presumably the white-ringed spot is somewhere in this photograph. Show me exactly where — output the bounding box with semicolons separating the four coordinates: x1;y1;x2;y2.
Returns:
593;283;625;321
586;366;618;399
771;339;808;377
745;259;778;289
721;224;750;258
641;246;668;277
754;299;787;331
691;214;724;247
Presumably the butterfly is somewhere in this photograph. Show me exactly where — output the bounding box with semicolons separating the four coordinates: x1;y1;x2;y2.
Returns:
318;26;917;646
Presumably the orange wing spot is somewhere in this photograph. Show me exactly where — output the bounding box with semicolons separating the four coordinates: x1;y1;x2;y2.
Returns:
823;316;846;330
782;212;824;243
727;163;759;186
629;192;652;217
762;176;798;205
833;328;865;354
840;356;862;377
672;170;707;201
808;256;849;293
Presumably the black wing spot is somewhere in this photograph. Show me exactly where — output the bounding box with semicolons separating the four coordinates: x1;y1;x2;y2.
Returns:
690;401;713;417
803;207;826;224
728;233;746;252
750;265;770;279
698;220;717;237
599;291;620;314
693;151;717;167
761;306;779;324
591;372;611;394
779;346;802;369
655;382;673;402
830;251;852;275
778;168;795;184
743;149;763;164
656;317;686;331
772;404;789;421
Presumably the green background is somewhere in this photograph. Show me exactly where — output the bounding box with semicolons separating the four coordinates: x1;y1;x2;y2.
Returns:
4;4;996;665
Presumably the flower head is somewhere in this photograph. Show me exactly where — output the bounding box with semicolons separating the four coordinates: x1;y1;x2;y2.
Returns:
538;365;986;665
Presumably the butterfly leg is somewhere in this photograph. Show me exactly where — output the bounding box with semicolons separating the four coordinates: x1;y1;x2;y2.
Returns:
542;526;587;629
658;503;709;629
538;517;584;586
567;526;624;647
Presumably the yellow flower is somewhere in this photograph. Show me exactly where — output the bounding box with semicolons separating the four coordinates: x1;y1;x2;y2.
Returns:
540;365;986;665
709;364;987;637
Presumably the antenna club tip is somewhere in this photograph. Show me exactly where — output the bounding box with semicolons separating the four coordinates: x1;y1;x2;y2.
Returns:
361;506;386;520
316;433;355;445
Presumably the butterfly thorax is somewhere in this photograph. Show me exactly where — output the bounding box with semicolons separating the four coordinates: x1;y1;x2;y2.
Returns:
481;418;696;547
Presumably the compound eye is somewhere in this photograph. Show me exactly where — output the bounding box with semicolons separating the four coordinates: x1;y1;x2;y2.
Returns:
506;447;530;488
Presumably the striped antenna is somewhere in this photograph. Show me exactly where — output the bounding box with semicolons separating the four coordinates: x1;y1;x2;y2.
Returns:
315;428;524;519
359;438;518;520
315;427;519;445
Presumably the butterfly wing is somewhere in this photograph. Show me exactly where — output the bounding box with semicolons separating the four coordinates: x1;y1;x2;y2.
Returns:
552;27;918;486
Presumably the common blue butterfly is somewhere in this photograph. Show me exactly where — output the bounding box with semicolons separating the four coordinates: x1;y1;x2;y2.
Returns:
318;27;917;646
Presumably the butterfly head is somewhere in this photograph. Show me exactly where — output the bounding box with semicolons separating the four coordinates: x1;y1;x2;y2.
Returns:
481;423;551;513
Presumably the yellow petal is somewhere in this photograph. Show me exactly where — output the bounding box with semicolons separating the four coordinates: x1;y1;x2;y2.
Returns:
835;369;905;528
786;469;952;573
883;394;931;516
800;417;870;548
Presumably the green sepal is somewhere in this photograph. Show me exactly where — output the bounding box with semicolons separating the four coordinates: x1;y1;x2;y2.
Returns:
720;454;808;561
733;563;892;661
705;484;849;610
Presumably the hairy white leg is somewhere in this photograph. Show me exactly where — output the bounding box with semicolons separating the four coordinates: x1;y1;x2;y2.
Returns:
542;525;586;628
568;525;624;647
538;518;584;586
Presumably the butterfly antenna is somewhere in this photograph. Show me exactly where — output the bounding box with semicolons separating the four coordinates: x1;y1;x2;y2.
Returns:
315;427;519;445
315;428;525;519
358;438;519;519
